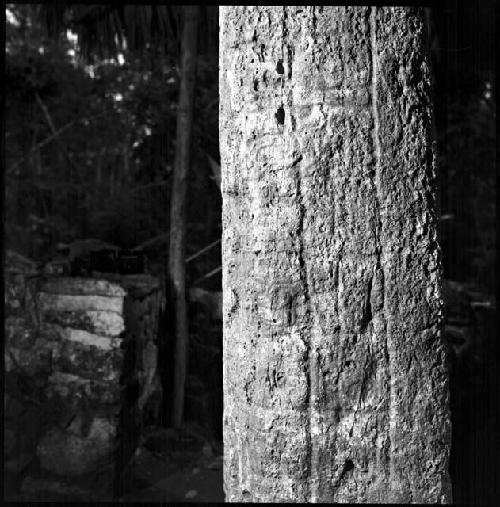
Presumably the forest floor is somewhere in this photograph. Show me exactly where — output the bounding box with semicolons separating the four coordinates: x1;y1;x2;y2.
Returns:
121;426;224;503
4;425;224;503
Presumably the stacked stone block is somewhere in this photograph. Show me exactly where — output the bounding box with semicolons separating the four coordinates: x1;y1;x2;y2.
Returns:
35;278;126;478
5;251;164;500
4;252;46;481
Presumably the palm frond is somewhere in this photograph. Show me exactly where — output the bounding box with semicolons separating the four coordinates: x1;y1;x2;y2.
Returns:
38;4;217;62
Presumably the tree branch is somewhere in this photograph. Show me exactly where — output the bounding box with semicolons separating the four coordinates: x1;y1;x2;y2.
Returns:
186;238;221;264
7;112;105;176
7;120;76;175
192;266;221;284
131;232;170;252
34;92;83;177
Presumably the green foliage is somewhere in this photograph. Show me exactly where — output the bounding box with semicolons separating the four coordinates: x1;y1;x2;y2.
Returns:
5;4;220;285
5;5;175;262
39;5;218;62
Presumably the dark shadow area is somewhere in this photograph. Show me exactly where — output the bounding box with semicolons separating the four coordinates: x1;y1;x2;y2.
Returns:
432;1;498;503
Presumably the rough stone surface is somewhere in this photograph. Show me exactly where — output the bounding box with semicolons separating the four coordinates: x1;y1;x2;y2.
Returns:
5;311;51;376
41;323;120;350
5;250;163;493
38;323;123;381
38;292;124;313
37;417;117;476
5;316;38;349
46;371;122;406
40;277;126;297
5;342;52;374
220;6;451;503
41;309;125;337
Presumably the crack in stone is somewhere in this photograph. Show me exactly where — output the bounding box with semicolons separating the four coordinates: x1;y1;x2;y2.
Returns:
349;350;372;438
289;77;316;502
294;148;315;501
334;459;355;489
281;8;319;501
359;276;373;332
370;5;392;494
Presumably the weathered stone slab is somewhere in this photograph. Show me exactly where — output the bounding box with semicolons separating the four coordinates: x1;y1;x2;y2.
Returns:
41;309;125;336
40;277;126;297
5;273;25;309
5;342;52;375
5;273;39;318
54;342;123;382
101;273;160;297
40;323;120;351
38;325;123;381
46;372;122;405
5;253;39;324
5;267;164;490
5;316;37;349
66;329;120;350
38;292;124;313
220;6;451;503
37;417;117;476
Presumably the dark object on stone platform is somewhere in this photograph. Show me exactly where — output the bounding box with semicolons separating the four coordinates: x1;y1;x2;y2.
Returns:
46;239;149;276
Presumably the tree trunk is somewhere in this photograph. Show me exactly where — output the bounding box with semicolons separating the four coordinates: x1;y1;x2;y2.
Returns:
169;5;199;429
220;6;451;503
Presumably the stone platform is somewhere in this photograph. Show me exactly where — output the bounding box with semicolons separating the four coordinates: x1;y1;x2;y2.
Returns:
5;252;164;500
